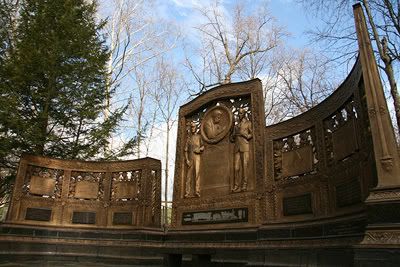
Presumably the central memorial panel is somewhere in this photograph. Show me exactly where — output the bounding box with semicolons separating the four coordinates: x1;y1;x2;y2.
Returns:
171;79;265;228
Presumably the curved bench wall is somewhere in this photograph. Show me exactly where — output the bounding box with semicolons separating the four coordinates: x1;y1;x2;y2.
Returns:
6;154;162;229
264;58;376;224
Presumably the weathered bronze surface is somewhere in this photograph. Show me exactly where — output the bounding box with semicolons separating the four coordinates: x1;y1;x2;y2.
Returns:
171;47;376;229
171;80;264;229
74;180;99;199
231;108;252;192
283;194;312;216
184;122;204;197
114;182;136;199
6;154;161;229
29;175;56;196
332;119;358;161
201;105;233;144
281;145;313;177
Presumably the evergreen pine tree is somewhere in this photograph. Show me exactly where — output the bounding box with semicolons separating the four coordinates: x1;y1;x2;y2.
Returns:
0;0;135;177
0;0;15;205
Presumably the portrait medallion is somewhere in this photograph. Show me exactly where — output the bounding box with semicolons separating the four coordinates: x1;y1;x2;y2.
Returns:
200;105;233;144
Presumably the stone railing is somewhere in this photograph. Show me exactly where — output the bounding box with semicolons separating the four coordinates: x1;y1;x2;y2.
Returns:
6;154;161;228
264;58;376;223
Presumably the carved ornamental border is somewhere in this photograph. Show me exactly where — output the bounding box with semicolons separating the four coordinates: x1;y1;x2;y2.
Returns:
7;154;162;229
171;79;265;228
263;58;375;223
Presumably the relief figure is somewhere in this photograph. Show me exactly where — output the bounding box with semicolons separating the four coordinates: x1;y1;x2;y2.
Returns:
201;105;233;144
184;122;204;197
230;108;252;192
204;109;226;139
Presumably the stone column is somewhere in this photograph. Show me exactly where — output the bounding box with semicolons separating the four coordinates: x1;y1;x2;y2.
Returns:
354;3;400;188
353;4;400;263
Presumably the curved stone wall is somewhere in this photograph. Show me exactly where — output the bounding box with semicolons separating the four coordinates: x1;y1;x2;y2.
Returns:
263;58;377;224
6;154;161;229
170;57;377;232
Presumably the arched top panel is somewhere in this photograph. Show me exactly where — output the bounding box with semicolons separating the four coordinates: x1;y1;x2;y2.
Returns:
19;153;161;172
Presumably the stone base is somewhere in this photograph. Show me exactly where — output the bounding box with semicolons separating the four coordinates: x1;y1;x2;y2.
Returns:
365;187;400;225
0;223;164;266
353;248;400;267
1;218;400;267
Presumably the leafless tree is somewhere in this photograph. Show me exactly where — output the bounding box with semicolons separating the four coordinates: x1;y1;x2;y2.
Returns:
263;48;335;125
98;0;180;154
152;58;183;226
101;0;177;112
298;0;400;136
185;0;286;94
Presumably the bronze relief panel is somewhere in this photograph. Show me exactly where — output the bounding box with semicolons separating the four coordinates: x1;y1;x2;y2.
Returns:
183;97;254;199
111;170;141;201
274;128;318;181
69;172;104;200
332;119;358;161
201;105;233;143
281;146;314;178
324;97;359;164
29;175;56;196
171;79;265;228
24;166;63;198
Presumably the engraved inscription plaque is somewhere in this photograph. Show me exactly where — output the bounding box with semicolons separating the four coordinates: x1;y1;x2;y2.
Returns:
281;146;313;177
336;178;362;207
326;220;366;236
182;208;248;225
29;175;56;196
72;211;96;224
25;208;52;221
332;119;358;161
75;181;99;199
114;181;137;199
283;194;313;216
113;212;133;225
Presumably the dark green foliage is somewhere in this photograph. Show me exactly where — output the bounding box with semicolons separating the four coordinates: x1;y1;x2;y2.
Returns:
0;0;135;181
0;1;9;59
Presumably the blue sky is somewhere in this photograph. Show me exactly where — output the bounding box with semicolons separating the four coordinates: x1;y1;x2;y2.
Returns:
269;0;316;46
157;0;324;49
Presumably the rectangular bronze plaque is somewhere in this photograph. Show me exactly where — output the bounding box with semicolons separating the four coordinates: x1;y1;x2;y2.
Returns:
114;181;137;199
182;208;248;225
72;211;96;224
75;181;99;199
332;119;358;161
200;141;231;195
25;208;52;221
281;145;313;177
113;212;133;225
336;178;361;208
283;194;313;216
29;175;56;196
325;220;365;236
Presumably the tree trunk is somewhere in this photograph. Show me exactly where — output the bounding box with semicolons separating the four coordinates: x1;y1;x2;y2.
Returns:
164;122;170;227
362;0;400;138
384;62;400;137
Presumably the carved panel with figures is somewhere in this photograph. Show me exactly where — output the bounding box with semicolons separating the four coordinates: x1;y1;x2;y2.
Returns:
171;79;265;228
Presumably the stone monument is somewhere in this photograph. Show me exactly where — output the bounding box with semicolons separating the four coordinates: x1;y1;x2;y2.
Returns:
1;4;400;266
171;79;265;228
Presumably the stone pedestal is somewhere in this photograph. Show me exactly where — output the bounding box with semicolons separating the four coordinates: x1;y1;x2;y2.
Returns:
354;187;400;267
